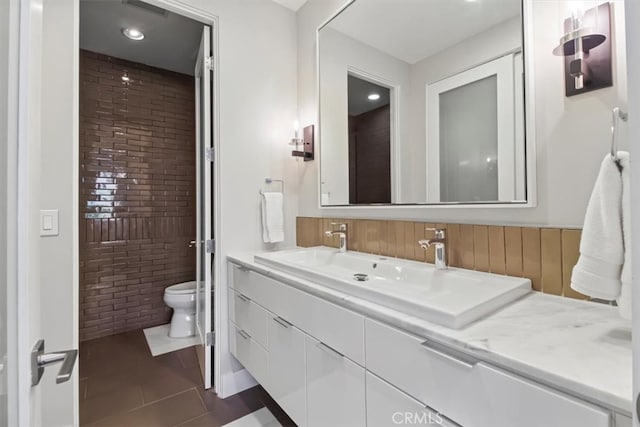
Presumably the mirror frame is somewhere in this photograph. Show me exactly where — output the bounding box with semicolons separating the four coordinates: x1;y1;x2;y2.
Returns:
316;0;537;210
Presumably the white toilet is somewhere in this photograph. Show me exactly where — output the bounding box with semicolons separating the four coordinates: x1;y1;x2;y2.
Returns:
163;281;197;338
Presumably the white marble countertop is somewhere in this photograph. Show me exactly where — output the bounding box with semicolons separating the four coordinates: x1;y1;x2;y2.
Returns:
227;251;633;416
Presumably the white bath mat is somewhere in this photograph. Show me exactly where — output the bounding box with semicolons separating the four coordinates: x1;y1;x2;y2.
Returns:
143;324;200;356
222;408;281;427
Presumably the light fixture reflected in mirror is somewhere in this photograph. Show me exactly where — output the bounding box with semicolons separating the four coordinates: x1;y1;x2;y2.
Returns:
552;2;612;96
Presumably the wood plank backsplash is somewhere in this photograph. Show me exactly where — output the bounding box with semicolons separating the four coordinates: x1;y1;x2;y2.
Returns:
296;217;588;300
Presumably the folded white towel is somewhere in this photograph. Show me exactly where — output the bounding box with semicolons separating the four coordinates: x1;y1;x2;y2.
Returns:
571;152;631;319
261;192;284;243
618;152;631;319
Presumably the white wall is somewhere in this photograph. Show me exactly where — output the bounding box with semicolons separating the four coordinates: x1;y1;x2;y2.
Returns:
192;0;298;397
319;27;410;205
298;0;628;228
40;1;79;424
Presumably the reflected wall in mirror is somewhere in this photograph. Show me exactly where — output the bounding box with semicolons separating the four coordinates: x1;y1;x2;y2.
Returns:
318;0;531;206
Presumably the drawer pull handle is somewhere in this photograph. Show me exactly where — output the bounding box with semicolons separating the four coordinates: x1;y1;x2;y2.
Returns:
236;266;250;273
273;316;292;329
237;329;251;340
316;342;344;359
236;293;251;303
420;339;477;370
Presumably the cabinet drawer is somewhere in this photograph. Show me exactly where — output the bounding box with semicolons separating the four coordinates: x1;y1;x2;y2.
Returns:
230;263;251;292
267;315;307;427
366;372;460;427
365;319;476;425
367;319;611;427
306;335;366;427
474;364;610;427
230;263;365;365
229;323;269;387
228;289;268;349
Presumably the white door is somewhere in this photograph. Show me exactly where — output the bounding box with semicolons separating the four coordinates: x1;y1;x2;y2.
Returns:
195;24;214;390
7;0;79;425
425;53;520;203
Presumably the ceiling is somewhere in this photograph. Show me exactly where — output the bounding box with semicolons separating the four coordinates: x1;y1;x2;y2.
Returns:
348;75;390;116
272;0;308;11
327;0;521;64
80;0;204;75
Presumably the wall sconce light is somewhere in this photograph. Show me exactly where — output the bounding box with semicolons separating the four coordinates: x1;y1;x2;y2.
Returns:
552;2;612;97
290;121;314;161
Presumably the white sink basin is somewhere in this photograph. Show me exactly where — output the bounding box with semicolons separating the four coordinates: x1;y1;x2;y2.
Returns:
254;246;531;329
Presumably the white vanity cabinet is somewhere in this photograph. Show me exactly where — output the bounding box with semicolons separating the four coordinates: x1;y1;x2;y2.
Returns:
306;335;366;427
228;262;620;427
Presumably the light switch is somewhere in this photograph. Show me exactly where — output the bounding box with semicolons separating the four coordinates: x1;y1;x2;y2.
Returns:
40;210;59;236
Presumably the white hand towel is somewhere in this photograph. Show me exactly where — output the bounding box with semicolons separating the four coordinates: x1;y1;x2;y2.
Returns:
618;152;631;319
571;154;624;302
261;192;284;243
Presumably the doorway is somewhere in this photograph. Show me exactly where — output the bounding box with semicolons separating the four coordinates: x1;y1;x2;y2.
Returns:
78;0;215;423
347;74;392;204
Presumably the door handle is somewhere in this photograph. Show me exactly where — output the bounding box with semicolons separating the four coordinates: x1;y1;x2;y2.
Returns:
189;240;197;248
31;339;78;386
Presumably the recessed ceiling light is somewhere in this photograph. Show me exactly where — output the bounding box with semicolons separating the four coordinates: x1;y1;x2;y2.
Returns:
122;27;144;41
368;93;380;101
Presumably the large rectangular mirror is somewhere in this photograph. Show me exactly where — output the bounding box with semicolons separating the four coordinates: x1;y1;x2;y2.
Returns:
318;0;533;206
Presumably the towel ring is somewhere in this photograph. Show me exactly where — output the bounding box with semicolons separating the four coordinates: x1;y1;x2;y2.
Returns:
610;107;628;160
260;178;284;195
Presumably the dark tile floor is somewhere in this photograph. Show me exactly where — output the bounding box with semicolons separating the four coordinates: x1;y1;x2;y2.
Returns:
79;329;295;426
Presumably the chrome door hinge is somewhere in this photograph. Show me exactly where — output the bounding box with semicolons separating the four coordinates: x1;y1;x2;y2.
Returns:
205;147;215;162
206;239;215;253
205;57;214;72
206;331;215;346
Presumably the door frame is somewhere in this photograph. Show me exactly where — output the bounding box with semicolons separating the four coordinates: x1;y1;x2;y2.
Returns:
346;66;400;204
5;0;22;425
73;0;222;392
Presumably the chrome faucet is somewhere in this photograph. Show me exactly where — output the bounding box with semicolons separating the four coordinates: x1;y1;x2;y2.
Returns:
418;227;447;270
325;223;348;253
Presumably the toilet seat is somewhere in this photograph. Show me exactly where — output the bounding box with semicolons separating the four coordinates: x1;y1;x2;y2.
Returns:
165;281;197;295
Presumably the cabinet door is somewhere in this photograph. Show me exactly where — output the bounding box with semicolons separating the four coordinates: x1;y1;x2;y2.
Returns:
306;335;365;427
268;315;307;427
366;373;460;427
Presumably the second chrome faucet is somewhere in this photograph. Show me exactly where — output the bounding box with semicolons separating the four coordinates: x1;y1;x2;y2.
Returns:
325;222;348;253
418;227;447;270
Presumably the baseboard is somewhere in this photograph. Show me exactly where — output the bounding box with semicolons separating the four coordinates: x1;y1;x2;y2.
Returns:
219;368;258;399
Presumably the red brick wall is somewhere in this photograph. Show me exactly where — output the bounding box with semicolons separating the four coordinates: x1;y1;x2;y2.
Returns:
79;50;196;341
